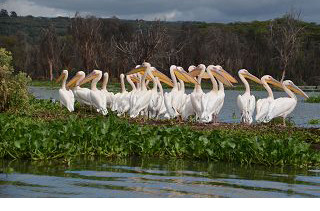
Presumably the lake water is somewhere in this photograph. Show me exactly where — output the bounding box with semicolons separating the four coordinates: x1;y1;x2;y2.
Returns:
29;86;320;127
1;158;319;198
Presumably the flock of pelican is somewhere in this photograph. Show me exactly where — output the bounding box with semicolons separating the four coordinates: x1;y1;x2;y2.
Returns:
56;62;309;126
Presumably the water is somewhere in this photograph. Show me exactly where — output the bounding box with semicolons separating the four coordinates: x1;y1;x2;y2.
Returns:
29;86;320;127
0;158;319;198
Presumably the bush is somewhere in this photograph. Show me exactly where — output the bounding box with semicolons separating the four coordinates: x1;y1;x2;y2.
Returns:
305;95;320;103
0;48;31;112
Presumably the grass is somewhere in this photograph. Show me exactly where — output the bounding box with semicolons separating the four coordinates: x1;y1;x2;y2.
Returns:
309;119;320;125
305;95;320;103
0;99;319;167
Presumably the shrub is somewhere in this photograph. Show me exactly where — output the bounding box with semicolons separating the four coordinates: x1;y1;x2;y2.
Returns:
0;48;31;112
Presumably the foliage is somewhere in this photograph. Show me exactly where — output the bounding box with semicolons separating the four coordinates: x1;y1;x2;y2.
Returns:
1;15;320;85
0;48;31;112
0;99;319;167
309;119;320;125
305;95;320;103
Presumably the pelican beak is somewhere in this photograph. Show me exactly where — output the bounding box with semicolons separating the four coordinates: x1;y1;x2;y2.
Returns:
80;71;98;86
211;69;233;87
188;68;201;77
265;78;283;89
220;69;238;83
66;74;81;88
130;75;140;83
174;69;199;84
127;65;147;75
56;72;65;83
287;83;309;98
242;72;262;84
152;70;174;87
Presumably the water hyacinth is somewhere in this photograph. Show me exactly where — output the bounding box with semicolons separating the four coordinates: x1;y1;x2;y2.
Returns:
0;100;319;167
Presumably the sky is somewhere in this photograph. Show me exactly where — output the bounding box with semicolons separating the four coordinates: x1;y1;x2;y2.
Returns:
1;0;320;23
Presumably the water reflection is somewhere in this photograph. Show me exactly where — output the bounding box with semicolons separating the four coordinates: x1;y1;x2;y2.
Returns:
0;157;319;197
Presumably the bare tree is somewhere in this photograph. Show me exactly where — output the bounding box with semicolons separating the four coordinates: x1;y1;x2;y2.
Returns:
70;12;103;72
112;19;167;67
269;9;304;81
39;24;58;81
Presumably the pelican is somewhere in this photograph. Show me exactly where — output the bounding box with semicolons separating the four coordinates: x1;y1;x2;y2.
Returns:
129;62;156;118
189;64;206;121
101;72;114;109
67;71;91;106
112;74;129;116
80;70;107;115
265;80;308;126
164;65;197;119
213;65;238;123
237;69;262;124
255;75;282;123
200;65;233;123
181;65;198;120
56;70;74;112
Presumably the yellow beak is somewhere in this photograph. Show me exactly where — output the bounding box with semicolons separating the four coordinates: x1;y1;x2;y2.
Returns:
56;72;65;83
220;69;238;83
66;74;81;88
242;72;262;84
265;78;283;89
80;72;99;86
126;66;147;75
174;69;199;84
211;69;233;87
287;84;309;98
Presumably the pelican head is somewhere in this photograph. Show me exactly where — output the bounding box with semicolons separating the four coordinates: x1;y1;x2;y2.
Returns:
174;66;198;84
238;69;261;84
80;69;102;86
214;65;238;83
56;69;68;83
188;65;196;72
283;80;309;98
67;71;85;88
207;65;233;87
261;75;282;89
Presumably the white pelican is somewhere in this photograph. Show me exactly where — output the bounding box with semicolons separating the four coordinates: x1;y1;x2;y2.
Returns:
129;62;155;118
200;65;233;123
265;80;309;126
80;70;107;115
56;70;74;112
67;71;91;106
255;75;282;123
189;64;206;121
181;65;198;120
112;74;129;115
237;69;262;124
164;65;198;119
101;72;114;109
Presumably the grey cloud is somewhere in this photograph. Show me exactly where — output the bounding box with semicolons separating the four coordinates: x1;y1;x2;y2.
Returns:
1;0;320;22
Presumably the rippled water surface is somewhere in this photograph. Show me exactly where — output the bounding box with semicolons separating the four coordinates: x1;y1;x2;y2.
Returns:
29;86;320;127
0;158;319;198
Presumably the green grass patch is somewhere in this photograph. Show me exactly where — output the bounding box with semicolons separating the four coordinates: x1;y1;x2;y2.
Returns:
305;95;320;103
0;99;319;167
309;119;320;125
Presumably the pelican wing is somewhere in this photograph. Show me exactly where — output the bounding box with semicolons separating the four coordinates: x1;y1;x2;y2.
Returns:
266;97;297;120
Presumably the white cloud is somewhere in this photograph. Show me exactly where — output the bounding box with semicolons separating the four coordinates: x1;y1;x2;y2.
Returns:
0;0;72;17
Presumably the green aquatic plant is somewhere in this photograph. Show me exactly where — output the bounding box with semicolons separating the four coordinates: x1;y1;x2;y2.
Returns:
0;99;319;167
0;48;31;112
309;119;320;125
305;95;320;103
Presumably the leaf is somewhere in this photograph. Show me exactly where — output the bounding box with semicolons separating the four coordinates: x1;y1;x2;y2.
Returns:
14;140;21;148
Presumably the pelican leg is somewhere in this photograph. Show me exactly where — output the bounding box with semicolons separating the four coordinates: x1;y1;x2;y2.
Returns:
283;117;286;127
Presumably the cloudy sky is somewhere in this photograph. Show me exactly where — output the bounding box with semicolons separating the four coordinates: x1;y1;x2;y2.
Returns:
1;0;320;23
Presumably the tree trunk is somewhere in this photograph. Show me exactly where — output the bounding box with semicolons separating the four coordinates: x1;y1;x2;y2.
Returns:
48;59;53;81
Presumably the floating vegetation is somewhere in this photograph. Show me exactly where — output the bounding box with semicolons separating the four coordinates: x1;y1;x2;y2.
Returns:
0;99;319;167
305;95;320;103
309;119;320;125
